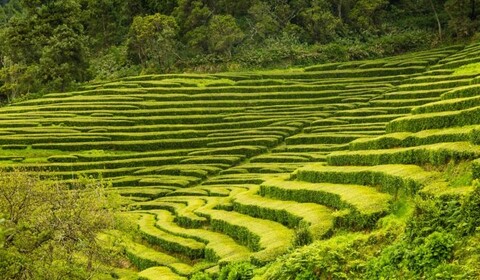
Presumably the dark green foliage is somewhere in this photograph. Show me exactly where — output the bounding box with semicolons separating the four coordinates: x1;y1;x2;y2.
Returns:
127;13;179;71
366;186;480;279
218;262;255;280
0;0;89;99
293;222;314;247
190;272;213;280
2;0;479;98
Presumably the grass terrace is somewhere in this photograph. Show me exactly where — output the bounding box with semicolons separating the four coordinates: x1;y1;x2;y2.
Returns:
1;42;479;279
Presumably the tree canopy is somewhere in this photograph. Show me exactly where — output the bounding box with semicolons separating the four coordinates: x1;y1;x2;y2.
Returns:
0;0;479;100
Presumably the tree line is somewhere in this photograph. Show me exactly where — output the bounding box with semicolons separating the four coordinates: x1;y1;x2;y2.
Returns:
0;0;479;100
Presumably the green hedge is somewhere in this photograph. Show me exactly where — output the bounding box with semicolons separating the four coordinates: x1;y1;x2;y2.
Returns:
386;106;480;133
286;133;366;145
441;84;480;100
146;209;251;263
32;138;213;151
206;137;280;148
335;114;405;124
232;187;334;238
350;126;476;150
294;164;436;197
250;154;311;163
198;209;293;265
432;55;480;69
137;214;205;259
0;135;112;145
472;159;480;179
369;98;440;108
260;178;391;228
328;142;480;166
15;156;186;172
138;266;187;280
273;144;349;153
382;89;447;100
404;73;478;84
413;95;480;115
123;238;181;271
396;78;472;91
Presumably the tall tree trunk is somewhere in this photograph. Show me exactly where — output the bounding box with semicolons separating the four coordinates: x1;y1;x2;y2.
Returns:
429;0;442;41
338;0;343;19
471;0;477;20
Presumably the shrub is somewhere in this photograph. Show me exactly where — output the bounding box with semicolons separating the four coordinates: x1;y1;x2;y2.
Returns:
218;262;255;280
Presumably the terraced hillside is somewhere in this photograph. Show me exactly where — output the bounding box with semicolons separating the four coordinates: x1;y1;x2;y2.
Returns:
1;42;480;279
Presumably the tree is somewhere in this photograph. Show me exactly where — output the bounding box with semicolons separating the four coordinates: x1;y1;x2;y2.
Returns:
1;0;89;95
428;0;443;40
173;0;212;53
127;13;179;71
39;25;89;91
0;170;119;279
207;15;244;57
247;1;281;40
299;0;342;43
445;0;480;37
349;0;388;32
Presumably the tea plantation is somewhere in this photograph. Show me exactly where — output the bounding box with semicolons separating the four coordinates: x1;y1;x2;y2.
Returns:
1;42;480;279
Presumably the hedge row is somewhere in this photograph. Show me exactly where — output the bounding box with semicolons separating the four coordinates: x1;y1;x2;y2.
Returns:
86;118;281;133
382;88;447;100
31;138;214;151
397;79;472;92
147;209;251;263
250;154;311;163
307;125;386;134
232;187;334;239
138;165;222;178
13;156;188;172
222;163;301;174
386;106;480;133
350;126;477;150
294;163;436;197
18;95;145;106
202;175;266;185
473;159;480;179
303;66;425;77
137;214;205;259
188;146;267;158
115;187;173;199
260;178;391;229
440;84;480;100
166;197;212;229
137;176;202;188
34;167;142;181
122;238;183;271
272;143;349;153
335;114;406;124
124;237;199;276
369;98;440;108
286;133;367;145
198;209;293;265
206;137;280;148
328;142;480;166
0;135;112;145
137;266;187;280
432;55;480;69
405;72;477;83
413;95;480;115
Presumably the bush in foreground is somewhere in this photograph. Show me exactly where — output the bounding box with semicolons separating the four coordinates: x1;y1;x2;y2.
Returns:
0;170;120;279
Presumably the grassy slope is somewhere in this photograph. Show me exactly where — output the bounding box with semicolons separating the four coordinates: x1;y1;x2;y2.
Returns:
0;43;480;279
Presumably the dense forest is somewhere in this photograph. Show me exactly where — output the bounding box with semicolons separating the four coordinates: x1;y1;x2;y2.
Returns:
0;0;479;100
